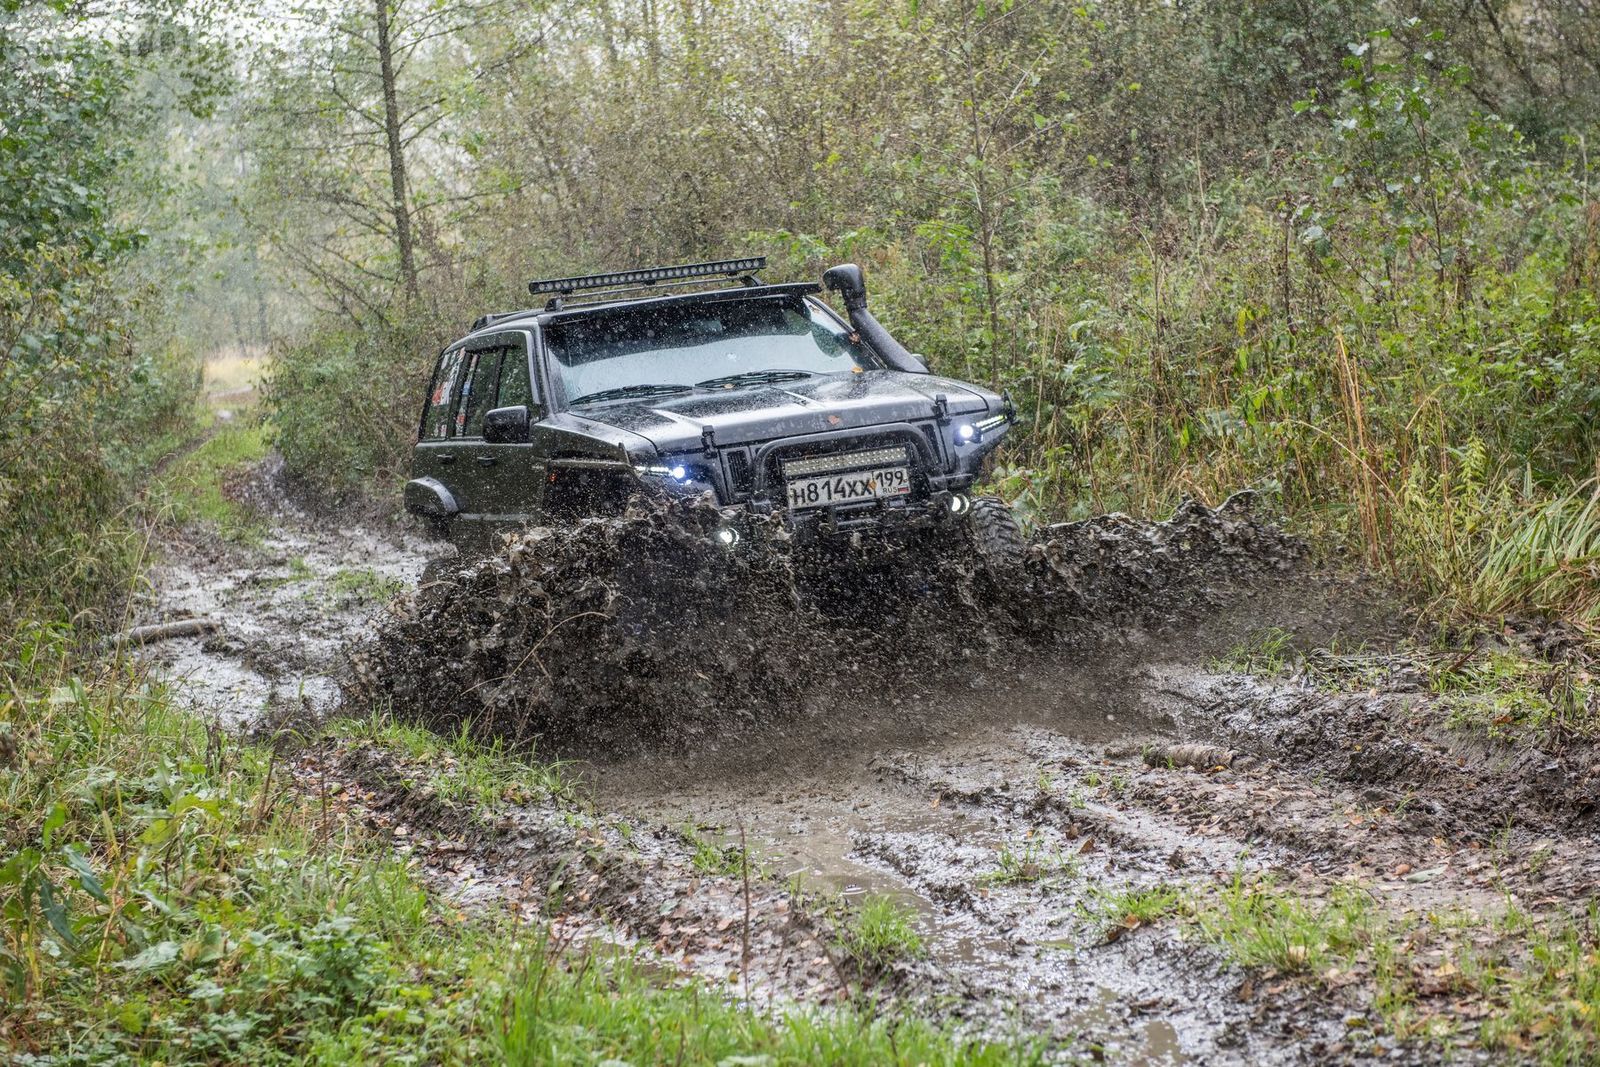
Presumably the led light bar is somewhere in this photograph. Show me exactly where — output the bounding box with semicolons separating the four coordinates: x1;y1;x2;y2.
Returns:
530;257;766;296
782;446;909;479
976;412;1010;432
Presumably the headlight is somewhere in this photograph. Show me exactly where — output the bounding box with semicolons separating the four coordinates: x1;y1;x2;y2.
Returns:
634;462;694;482
955;423;978;444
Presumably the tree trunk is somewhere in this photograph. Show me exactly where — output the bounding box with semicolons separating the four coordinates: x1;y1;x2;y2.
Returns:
374;0;419;300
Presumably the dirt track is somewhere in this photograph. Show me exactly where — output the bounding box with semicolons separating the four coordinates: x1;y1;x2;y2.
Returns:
137;467;1600;1065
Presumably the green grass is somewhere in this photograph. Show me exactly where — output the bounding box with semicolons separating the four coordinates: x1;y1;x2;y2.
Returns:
680;824;758;879
329;567;404;605
1212;627;1299;677
1181;872;1600;1062
146;422;270;542
496;935;1038;1065
329;713;568;807
1428;648;1597;741
1088;884;1182;927
979;838;1076;887
839;894;925;968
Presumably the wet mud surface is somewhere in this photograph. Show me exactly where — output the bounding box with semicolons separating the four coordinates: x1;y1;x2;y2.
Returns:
135;460;430;727
142;469;1600;1064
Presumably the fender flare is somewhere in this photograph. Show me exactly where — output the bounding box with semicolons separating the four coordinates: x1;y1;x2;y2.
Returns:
403;477;459;520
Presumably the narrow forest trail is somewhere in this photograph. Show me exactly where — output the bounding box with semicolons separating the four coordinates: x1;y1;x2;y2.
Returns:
132;457;1600;1066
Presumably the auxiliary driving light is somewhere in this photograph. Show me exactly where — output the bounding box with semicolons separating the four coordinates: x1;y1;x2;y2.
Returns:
669;464;687;480
949;494;971;515
956;423;977;443
715;527;740;546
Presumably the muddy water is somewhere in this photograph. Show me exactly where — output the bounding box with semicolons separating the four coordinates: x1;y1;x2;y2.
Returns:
137;508;430;727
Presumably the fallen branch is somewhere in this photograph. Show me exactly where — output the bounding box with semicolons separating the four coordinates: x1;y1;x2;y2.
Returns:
105;617;219;649
1143;742;1235;770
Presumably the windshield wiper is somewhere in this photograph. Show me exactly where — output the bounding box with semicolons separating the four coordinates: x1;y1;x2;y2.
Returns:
694;370;814;389
568;383;694;406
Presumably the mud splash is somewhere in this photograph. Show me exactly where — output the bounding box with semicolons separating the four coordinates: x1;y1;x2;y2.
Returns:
347;492;1304;744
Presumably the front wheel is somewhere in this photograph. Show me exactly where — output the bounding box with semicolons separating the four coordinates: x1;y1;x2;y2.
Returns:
965;496;1025;578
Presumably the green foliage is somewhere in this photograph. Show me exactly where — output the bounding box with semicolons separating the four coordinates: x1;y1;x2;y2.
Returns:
1088;884;1182;928
328;567;405;605
330;713;568;806
0;627;500;1062
1195;872;1388;976
839;894;925;968
495;936;1034;1066
1429;648;1597;741
264;308;459;494
0;3;224;632
1213;627;1300;677
979;837;1076;887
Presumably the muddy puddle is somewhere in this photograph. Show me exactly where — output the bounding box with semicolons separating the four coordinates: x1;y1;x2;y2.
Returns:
134;475;431;727
140;469;1598;1065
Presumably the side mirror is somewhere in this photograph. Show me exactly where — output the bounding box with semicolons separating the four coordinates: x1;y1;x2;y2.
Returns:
482;405;530;444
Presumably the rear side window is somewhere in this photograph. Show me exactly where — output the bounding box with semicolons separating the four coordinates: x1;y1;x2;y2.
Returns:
497;342;533;409
422;347;466;439
457;348;503;438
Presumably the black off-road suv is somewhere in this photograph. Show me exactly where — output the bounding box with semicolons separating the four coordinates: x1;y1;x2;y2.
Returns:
405;257;1023;570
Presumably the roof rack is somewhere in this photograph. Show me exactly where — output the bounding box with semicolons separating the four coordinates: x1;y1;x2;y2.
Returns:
528;256;765;308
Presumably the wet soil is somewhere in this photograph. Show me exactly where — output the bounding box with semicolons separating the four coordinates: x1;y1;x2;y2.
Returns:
135;457;430;728
141;466;1600;1065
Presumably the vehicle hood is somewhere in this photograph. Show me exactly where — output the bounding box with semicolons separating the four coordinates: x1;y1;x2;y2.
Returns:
567;370;995;453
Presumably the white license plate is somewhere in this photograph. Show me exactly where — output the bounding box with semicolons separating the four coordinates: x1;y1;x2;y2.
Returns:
786;467;910;510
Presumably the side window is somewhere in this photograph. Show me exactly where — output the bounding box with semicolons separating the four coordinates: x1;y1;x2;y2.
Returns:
457;347;503;438
422;347;466;440
497;341;533;410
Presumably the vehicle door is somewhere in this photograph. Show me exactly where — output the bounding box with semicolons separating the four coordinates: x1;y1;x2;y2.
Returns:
413;344;471;517
471;330;546;523
453;331;546;528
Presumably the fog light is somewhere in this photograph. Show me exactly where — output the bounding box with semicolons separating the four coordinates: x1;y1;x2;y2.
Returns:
715;527;740;546
669;464;687;480
956;423;977;444
949;493;971;515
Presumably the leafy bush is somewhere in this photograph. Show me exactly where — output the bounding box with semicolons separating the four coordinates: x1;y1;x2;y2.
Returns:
264;305;463;497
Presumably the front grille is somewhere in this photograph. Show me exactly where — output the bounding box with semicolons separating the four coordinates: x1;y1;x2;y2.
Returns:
724;449;753;495
780;446;909;479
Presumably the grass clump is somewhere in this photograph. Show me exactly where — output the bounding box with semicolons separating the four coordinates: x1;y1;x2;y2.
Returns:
329;567;404;605
979;837;1076;888
838;894;925;968
330;713;567;807
1428;648;1597;741
679;824;758;879
495;937;1037;1065
1213;627;1300;677
1089;884;1182;928
1194;872;1385;976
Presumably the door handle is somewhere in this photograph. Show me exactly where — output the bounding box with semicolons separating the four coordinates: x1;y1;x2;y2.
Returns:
438;454;456;465
476;456;497;467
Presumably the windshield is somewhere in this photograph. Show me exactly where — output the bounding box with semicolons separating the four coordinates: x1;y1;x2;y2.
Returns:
544;296;876;405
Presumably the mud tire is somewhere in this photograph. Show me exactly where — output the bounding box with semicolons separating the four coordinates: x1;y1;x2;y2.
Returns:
965;496;1025;578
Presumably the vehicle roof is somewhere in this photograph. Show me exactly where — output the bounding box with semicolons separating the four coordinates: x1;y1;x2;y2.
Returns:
457;281;824;347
